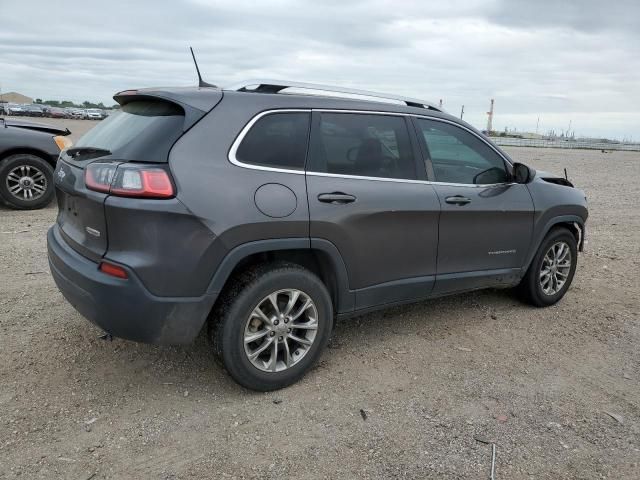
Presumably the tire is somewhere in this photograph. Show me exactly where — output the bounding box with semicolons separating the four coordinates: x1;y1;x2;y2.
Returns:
0;154;55;210
211;262;334;391
518;227;578;307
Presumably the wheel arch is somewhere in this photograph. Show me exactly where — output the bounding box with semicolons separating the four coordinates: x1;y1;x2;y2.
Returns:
0;147;57;168
207;238;354;316
524;215;585;272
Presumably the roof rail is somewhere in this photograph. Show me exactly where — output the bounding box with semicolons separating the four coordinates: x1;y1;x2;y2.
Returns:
226;79;441;112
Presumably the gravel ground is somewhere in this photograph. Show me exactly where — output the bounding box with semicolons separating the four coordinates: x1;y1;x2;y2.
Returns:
0;118;639;479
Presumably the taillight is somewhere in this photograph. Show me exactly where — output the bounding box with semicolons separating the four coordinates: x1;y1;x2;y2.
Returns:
85;163;174;198
110;165;174;198
85;162;116;193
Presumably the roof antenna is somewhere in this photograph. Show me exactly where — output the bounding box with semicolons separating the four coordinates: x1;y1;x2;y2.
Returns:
189;47;217;88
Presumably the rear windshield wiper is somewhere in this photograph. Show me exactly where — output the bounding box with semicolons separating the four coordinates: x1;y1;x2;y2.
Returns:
66;147;112;159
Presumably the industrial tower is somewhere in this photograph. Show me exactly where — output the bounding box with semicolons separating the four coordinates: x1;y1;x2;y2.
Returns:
486;99;494;133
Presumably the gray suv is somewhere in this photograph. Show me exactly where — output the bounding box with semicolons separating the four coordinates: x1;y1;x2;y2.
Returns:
47;80;588;390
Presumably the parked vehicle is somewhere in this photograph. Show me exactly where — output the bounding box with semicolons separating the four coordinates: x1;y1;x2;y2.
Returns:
47;107;67;119
69;108;86;119
47;80;588;390
5;104;25;116
85;108;103;120
23;105;44;117
36;104;51;116
0;118;72;209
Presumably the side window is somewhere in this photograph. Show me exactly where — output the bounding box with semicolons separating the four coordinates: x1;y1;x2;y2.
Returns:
235;112;310;170
308;113;417;180
416;118;509;184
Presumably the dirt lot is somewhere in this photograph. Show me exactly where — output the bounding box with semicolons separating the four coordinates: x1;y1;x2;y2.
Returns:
1;118;638;479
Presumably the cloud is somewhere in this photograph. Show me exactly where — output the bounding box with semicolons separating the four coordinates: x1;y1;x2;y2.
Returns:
0;0;638;138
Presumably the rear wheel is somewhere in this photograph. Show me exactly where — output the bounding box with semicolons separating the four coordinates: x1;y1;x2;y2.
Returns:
0;154;55;210
211;263;333;391
518;227;578;307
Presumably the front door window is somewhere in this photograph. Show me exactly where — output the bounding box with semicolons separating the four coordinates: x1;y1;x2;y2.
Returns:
415;119;509;185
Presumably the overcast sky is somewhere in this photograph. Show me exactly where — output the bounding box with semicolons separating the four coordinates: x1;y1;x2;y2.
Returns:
1;0;638;139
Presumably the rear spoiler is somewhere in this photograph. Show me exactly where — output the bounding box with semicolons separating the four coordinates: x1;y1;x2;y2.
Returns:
1;118;71;136
114;86;223;130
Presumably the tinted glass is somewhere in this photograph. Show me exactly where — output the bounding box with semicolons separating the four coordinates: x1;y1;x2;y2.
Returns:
416;119;508;184
73;100;185;162
309;113;417;180
76;101;181;149
236;112;310;170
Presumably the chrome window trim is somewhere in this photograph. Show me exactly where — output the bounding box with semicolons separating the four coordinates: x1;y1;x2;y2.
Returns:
227;109;310;175
305;170;516;188
306;170;428;185
227;108;514;187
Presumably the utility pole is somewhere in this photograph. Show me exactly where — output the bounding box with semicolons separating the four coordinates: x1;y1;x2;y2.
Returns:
460;105;464;120
439;99;443;109
536;116;540;135
486;98;494;133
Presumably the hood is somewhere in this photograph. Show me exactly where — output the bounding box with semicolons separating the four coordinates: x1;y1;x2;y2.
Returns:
534;169;574;188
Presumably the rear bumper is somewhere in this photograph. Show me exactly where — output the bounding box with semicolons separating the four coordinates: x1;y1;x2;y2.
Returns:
47;225;218;345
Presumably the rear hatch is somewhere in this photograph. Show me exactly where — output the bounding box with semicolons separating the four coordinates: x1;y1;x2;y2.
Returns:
54;88;222;261
55;157;111;261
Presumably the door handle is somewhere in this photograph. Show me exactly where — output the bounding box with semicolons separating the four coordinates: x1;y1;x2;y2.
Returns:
317;192;356;204
445;195;471;205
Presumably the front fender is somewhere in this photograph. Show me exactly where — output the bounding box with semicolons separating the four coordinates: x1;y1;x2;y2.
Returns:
523;215;585;272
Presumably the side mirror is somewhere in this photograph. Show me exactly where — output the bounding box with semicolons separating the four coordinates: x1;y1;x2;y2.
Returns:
513;162;535;184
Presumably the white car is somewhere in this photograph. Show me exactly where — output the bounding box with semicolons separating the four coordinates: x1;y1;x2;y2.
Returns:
4;104;25;116
85;109;103;120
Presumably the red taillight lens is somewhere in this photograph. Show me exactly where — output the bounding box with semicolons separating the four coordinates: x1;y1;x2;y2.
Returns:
110;167;174;198
85;163;117;193
85;163;174;198
99;261;128;279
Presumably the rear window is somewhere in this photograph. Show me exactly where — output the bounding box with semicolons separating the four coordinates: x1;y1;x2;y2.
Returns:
73;100;184;162
308;112;417;180
235;112;310;170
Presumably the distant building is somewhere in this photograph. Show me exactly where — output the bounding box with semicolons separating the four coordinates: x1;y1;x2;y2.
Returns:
519;132;545;139
0;91;34;104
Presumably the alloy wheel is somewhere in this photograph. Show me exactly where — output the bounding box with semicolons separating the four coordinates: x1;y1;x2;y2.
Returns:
539;241;572;295
5;164;47;201
243;289;319;373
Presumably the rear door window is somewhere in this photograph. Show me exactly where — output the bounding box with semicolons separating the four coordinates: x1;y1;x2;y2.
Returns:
308;113;417;180
235;112;310;170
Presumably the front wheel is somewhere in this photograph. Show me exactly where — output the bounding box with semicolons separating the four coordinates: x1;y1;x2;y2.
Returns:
518;227;578;307
0;154;55;210
211;263;333;391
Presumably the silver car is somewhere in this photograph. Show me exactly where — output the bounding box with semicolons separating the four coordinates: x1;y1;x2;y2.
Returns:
85;109;103;120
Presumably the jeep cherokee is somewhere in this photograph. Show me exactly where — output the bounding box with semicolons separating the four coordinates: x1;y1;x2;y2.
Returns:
47;80;588;391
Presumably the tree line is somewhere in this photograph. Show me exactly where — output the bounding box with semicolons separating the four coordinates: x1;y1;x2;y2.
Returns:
34;98;118;109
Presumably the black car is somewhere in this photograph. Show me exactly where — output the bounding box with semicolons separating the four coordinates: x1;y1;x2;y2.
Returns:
47;80;587;390
0;118;72;209
23;105;44;117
